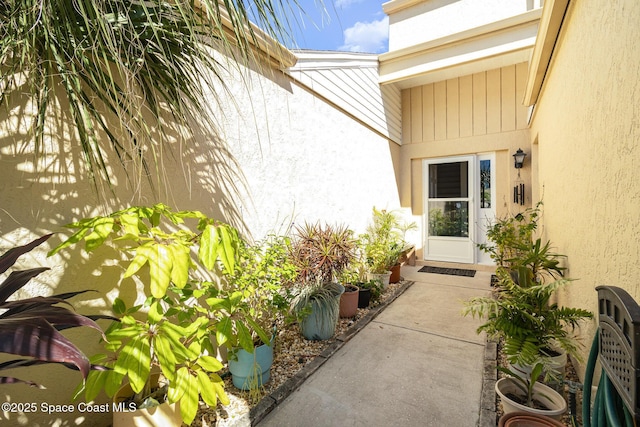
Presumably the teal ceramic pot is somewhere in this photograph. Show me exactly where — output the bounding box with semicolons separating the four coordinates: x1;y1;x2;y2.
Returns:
301;284;344;340
229;336;275;390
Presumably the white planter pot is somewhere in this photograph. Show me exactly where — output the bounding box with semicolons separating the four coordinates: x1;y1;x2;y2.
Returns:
366;271;391;288
112;374;182;427
495;377;567;420
512;349;567;380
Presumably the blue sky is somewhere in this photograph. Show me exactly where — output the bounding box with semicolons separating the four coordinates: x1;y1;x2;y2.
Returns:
286;1;389;54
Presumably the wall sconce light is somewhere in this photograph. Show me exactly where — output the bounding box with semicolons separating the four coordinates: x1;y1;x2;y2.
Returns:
513;148;527;169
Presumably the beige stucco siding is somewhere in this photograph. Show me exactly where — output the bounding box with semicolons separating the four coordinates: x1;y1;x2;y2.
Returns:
529;0;640;377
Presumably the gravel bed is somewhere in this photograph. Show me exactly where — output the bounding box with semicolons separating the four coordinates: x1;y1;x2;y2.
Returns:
190;280;410;427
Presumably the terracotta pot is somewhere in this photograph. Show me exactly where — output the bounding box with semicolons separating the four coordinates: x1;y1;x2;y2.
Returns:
112;373;181;427
339;284;359;318
498;411;565;426
495;377;567;420
389;264;401;283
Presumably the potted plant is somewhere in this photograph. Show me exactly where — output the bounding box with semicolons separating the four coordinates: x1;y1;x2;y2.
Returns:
495;363;567;420
223;234;297;392
50;204;264;426
360;208;415;287
0;234;108;388
288;223;356;339
291;280;345;340
340;265;381;309
464;203;593;375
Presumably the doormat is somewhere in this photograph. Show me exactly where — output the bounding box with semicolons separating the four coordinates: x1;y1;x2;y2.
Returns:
418;266;476;277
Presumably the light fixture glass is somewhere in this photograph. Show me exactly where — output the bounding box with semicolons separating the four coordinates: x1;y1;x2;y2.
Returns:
513;148;527;169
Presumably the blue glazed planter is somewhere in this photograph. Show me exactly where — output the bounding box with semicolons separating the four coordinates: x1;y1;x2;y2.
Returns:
300;284;344;340
228;336;275;390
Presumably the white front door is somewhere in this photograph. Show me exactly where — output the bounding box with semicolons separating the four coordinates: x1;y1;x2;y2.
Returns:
423;156;475;263
476;154;497;265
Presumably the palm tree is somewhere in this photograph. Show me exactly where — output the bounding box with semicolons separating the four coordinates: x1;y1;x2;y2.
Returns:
0;0;309;194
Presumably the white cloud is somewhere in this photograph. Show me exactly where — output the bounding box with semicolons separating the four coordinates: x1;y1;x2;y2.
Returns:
339;17;389;53
335;0;365;8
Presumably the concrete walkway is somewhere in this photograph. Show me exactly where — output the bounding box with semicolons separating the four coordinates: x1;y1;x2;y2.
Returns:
256;265;493;427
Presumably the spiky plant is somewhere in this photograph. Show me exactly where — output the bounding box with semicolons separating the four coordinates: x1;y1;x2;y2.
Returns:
289;222;357;284
0;0;309;193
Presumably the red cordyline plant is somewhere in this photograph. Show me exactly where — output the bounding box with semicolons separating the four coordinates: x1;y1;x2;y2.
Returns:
289;222;357;284
0;234;108;388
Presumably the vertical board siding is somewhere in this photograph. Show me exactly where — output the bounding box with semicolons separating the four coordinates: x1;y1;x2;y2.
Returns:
515;62;529;129
472;72;487;135
434;81;447;140
501;65;516;132
410;86;423;143
402;90;412;144
422;84;435;142
402;63;530;143
446;79;460;139
459;75;473;138
486;68;502;134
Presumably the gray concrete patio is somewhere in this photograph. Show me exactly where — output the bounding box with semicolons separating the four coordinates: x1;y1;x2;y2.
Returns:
256;265;493;427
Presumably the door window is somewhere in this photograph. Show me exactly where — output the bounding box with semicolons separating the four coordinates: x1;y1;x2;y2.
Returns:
427;162;469;238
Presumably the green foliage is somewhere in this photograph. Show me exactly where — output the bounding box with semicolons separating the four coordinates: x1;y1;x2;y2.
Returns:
357;279;383;302
0;0;308;190
466;201;593;368
290;280;343;325
498;362;550;408
53;204;270;425
78;295;230;425
360;207;416;274
428;204;469;237
225;235;297;344
49;203;240;298
478;203;541;270
464;271;593;367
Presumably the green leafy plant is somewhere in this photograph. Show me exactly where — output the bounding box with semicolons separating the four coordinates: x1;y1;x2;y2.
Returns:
464;270;593;367
465;202;592;368
360;208;415;274
225;234;297;344
478;203;541;270
356;279;383;302
498;362;553;408
290;280;344;336
0;234;108;388
50;204;266;425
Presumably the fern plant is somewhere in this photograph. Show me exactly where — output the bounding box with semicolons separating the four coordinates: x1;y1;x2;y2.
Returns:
464;269;592;367
466;202;592;368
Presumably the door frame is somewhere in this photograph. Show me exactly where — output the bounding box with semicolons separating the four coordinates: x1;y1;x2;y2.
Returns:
475;153;497;265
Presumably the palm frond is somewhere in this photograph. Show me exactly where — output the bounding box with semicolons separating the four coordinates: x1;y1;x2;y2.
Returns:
0;0;313;195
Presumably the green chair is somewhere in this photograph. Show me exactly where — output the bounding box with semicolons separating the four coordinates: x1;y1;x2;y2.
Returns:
583;286;640;426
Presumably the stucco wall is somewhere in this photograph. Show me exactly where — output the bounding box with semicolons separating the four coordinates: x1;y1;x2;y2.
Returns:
529;0;640;376
0;56;401;425
215;64;403;239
